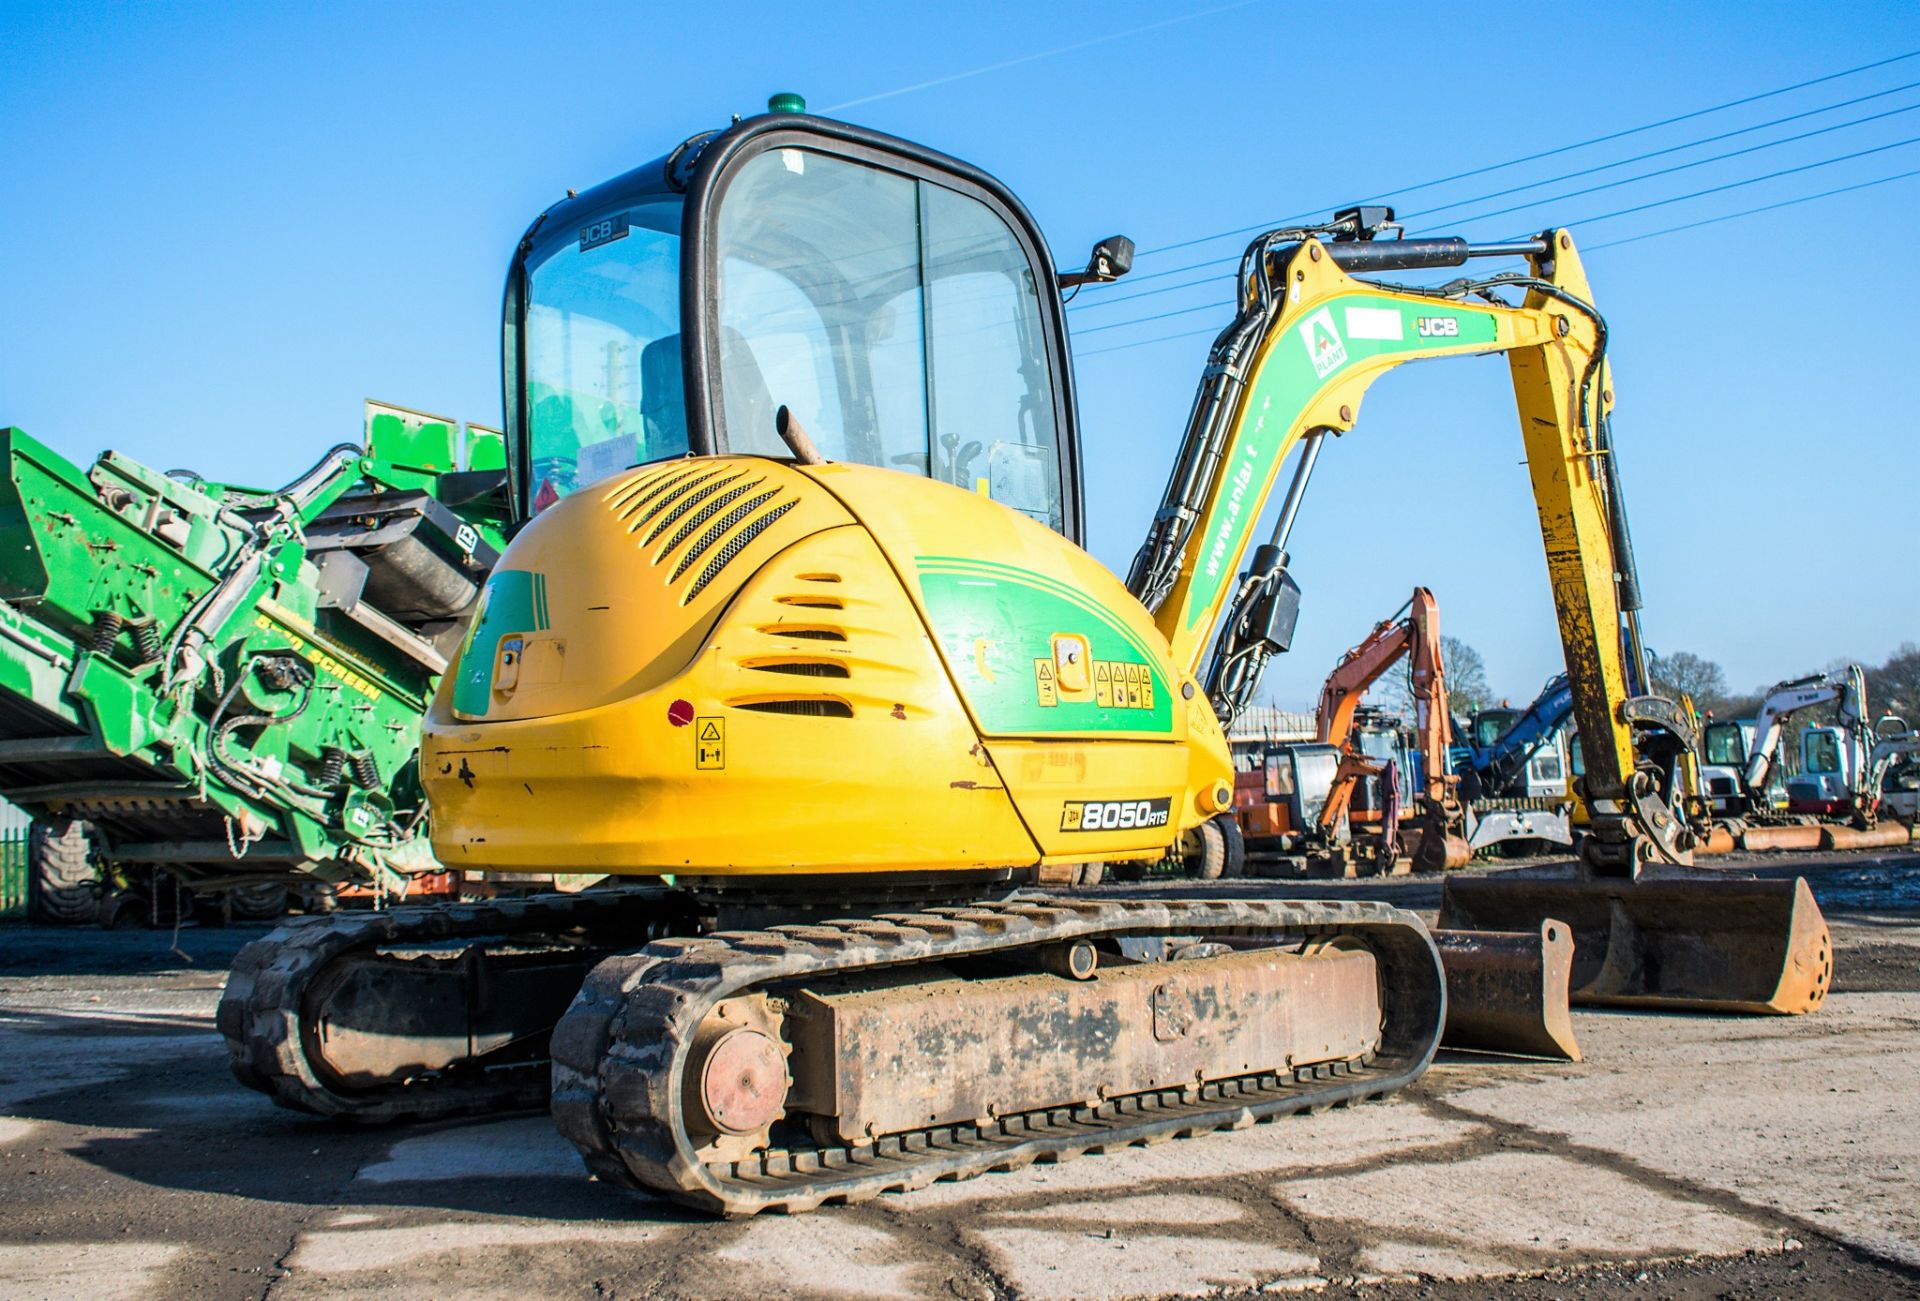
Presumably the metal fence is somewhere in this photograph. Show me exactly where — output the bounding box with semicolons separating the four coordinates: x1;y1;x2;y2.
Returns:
0;800;29;918
0;831;24;919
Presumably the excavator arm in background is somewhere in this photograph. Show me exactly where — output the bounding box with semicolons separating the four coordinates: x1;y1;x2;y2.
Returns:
1310;588;1467;871
1127;213;1828;1016
1743;664;1870;798
1459;672;1576;801
1454;672;1579;854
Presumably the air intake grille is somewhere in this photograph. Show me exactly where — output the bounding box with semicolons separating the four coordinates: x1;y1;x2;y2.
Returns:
644;472;744;545
735;699;854;718
685;500;797;601
662;481;770;569
612;467;721;532
749;661;850;678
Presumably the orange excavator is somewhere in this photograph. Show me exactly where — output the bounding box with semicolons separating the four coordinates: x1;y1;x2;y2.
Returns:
1312;589;1469;873
1236;589;1469;874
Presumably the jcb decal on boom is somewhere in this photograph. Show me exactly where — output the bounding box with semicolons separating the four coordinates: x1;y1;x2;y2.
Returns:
1061;797;1173;832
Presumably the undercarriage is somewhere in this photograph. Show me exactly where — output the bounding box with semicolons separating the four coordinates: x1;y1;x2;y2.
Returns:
219;886;1443;1214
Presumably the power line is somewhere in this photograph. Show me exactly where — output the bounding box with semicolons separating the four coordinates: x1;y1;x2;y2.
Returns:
1073;73;1920;312
1548;132;1920;231
1124;48;1920;260
1408;102;1920;232
821;0;1266;112
1076;134;1920;338
1583;165;1920;250
1077;323;1221;358
1401;80;1920;223
1074;297;1231;336
1072;160;1920;359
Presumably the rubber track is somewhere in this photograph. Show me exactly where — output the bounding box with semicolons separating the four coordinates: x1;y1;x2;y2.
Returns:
551;895;1444;1215
218;889;678;1123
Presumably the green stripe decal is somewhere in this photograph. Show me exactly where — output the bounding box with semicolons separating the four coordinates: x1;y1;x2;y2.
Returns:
450;570;548;717
915;558;1172;736
1183;293;1500;630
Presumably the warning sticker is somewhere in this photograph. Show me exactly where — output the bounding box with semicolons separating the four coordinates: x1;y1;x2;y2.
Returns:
1079;659;1157;712
1033;658;1059;707
694;716;725;770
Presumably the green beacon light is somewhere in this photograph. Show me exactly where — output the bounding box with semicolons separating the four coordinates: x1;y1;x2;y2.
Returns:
767;92;807;115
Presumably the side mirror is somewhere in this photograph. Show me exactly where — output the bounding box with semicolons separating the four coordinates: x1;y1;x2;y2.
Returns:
1058;235;1134;289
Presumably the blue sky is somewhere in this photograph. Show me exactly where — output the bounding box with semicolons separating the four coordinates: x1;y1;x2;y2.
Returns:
2;0;1915;709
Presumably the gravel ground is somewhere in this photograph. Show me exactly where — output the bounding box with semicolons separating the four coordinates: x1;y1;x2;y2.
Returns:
0;848;1916;1300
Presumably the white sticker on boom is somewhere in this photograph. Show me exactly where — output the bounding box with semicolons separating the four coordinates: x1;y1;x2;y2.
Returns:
1343;305;1404;340
1301;307;1347;378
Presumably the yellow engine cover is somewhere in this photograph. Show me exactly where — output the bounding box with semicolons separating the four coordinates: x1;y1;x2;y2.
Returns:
422;457;1232;877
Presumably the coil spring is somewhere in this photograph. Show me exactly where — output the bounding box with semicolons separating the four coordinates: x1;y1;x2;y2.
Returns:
349;750;381;789
89;612;123;654
318;747;347;787
130;620;162;662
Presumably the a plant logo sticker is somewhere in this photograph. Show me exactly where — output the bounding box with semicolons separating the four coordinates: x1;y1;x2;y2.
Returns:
1301;306;1347;378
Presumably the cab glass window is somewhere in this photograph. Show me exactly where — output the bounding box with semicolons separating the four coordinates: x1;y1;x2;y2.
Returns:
1803;729;1842;775
523;199;687;512
1703;722;1747;767
1265;750;1297;799
1474;710;1516;749
714;148;1063;531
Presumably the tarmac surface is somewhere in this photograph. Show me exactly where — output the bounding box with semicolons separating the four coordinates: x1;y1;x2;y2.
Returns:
2;848;1918;1300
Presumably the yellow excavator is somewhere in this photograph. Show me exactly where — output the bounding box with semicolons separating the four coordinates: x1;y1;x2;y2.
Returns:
219;99;1829;1215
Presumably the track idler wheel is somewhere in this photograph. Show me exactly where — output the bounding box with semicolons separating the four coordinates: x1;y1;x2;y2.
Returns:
684;996;791;1161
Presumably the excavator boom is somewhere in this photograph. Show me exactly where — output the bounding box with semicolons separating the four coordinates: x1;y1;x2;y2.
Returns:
1126;212;1827;1015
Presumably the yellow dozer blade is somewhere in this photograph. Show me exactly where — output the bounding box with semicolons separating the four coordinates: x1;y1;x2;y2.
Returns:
1438;870;1830;1015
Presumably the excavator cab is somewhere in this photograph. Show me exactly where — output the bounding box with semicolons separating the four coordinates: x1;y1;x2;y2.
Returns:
501;111;1081;539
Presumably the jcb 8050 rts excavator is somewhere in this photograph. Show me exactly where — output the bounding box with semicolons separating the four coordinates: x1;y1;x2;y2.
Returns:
221;101;1829;1215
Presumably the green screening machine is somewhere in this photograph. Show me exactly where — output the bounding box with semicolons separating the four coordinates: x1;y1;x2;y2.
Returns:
0;403;507;923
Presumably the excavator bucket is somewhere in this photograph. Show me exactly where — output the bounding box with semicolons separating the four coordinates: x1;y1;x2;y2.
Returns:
1438;871;1830;1015
1433;921;1581;1060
